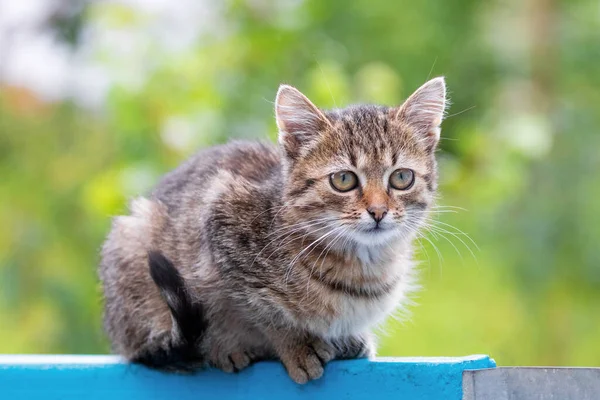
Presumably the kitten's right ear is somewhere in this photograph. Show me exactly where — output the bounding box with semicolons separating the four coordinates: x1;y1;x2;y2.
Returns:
275;84;330;159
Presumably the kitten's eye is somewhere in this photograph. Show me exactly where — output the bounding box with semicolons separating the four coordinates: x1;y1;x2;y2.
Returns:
389;169;415;190
330;171;358;192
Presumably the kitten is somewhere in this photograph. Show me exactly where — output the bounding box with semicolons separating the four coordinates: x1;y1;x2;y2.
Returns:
99;77;446;384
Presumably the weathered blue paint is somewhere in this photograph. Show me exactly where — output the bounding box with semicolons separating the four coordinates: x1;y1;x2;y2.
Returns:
0;355;495;400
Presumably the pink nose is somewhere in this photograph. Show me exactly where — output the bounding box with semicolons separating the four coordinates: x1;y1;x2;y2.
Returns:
367;205;388;223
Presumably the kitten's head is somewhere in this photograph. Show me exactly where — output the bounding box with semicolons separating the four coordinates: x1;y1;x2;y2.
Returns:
275;77;446;249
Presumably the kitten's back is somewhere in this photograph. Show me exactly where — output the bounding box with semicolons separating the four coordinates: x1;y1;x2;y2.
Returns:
153;141;282;211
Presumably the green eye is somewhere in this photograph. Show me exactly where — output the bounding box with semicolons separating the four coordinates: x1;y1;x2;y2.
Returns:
330;171;358;192
389;168;415;190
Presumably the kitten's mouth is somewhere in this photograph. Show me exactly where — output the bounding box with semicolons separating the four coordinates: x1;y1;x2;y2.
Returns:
362;225;388;233
351;224;398;245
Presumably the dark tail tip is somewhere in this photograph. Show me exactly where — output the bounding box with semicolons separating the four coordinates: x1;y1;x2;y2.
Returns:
148;251;207;346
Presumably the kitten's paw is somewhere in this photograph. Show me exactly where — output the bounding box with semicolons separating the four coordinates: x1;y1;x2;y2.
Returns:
334;334;375;359
279;338;335;384
308;337;336;364
210;350;254;373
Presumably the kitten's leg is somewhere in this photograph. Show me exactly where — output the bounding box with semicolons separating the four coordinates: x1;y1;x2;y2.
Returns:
202;319;271;373
333;333;376;359
265;329;336;384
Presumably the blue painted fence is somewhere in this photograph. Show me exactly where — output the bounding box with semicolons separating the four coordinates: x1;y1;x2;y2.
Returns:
0;355;495;400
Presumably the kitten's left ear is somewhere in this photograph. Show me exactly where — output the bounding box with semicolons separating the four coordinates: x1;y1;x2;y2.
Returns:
275;84;331;159
395;77;447;149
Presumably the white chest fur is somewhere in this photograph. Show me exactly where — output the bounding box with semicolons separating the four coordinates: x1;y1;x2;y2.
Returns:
324;257;418;338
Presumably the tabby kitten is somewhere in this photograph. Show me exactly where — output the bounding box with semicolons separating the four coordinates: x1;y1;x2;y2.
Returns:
99;77;447;384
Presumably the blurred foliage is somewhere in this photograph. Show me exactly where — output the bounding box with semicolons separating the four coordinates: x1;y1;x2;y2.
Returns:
1;0;599;366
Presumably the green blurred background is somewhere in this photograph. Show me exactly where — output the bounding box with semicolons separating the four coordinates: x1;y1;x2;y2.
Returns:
0;0;599;366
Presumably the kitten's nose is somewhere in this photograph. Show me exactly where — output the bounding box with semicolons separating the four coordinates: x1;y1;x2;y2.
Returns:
367;205;388;223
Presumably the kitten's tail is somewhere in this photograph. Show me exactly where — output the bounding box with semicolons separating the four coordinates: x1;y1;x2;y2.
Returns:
136;251;207;370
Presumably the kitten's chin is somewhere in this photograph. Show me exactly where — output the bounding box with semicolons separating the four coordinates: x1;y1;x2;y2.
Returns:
348;227;400;247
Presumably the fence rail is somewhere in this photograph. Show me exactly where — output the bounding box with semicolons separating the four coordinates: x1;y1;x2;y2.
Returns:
0;354;495;400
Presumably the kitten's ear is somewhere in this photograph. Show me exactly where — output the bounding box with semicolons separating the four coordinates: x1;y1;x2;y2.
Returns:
275;84;330;158
395;77;447;149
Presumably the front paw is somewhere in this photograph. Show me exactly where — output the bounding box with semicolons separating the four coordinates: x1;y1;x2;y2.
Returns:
209;349;254;373
278;337;335;384
334;334;375;359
